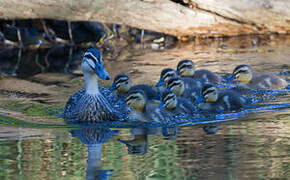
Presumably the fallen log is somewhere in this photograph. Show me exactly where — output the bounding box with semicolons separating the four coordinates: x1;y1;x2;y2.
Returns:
0;0;289;37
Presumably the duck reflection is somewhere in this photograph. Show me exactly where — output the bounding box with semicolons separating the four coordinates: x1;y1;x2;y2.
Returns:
162;127;180;140
70;127;117;180
119;128;159;155
202;125;219;135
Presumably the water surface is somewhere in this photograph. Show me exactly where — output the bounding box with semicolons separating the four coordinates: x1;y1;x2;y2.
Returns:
0;34;289;179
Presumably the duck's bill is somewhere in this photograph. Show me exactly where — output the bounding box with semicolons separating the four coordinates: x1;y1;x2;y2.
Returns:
227;74;235;82
108;83;116;91
195;96;204;103
96;66;111;80
155;78;164;87
158;101;166;108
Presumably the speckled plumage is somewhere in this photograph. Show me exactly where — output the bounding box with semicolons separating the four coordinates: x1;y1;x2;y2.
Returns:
63;87;126;123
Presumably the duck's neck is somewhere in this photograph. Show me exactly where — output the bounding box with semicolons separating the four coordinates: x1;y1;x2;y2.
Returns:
87;144;102;180
84;72;100;95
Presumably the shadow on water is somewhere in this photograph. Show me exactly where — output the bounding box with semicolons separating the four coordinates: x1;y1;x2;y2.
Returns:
0;34;290;179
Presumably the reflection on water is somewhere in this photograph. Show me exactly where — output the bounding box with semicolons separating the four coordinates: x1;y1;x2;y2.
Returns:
0;34;289;179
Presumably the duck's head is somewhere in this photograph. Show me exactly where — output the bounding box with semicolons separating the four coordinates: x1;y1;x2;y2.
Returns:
232;64;253;83
155;68;177;87
109;74;131;93
160;89;177;110
126;90;147;112
201;84;218;103
81;48;110;80
176;59;195;77
166;77;185;97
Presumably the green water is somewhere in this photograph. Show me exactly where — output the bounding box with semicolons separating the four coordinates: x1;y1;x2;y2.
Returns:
0;34;290;179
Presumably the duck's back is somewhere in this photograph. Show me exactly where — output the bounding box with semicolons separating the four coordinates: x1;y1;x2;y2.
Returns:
182;78;202;102
194;69;221;84
129;84;160;100
63;87;125;122
145;104;174;123
182;77;203;89
175;97;197;114
249;73;287;90
216;90;246;111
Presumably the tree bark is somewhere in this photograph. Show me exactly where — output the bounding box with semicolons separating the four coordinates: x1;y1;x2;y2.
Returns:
0;0;289;37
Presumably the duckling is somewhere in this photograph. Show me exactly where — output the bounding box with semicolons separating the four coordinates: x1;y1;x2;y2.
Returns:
160;89;196;115
62;48;125;123
155;68;203;91
109;73;160;101
231;64;287;90
198;84;246;112
166;77;202;103
176;59;221;84
125;90;174;123
155;68;178;87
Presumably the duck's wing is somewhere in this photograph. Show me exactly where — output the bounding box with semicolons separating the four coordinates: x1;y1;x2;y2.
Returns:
251;74;287;90
177;97;197;114
99;86;126;109
218;90;246;110
194;69;221;84
182;77;203;89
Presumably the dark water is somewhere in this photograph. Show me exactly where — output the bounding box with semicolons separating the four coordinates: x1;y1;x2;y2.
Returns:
0;34;290;179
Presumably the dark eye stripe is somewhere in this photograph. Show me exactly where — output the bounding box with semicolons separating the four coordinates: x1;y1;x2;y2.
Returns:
168;82;181;89
126;95;140;102
203;89;215;96
163;72;174;79
234;70;248;75
164;94;175;102
115;79;129;84
84;52;102;64
179;64;193;70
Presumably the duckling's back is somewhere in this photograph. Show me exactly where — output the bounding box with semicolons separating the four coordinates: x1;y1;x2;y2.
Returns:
175;97;197;114
194;69;221;84
249;73;287;90
145;103;174;123
129;84;160;100
217;90;246;111
182;78;203;102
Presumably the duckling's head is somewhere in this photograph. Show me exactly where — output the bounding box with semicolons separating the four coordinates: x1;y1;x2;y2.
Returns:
109;74;131;93
155;68;177;87
161;90;177;110
126;90;147;112
166;77;185;97
232;64;253;83
81;48;110;80
202;84;218;103
176;59;195;77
